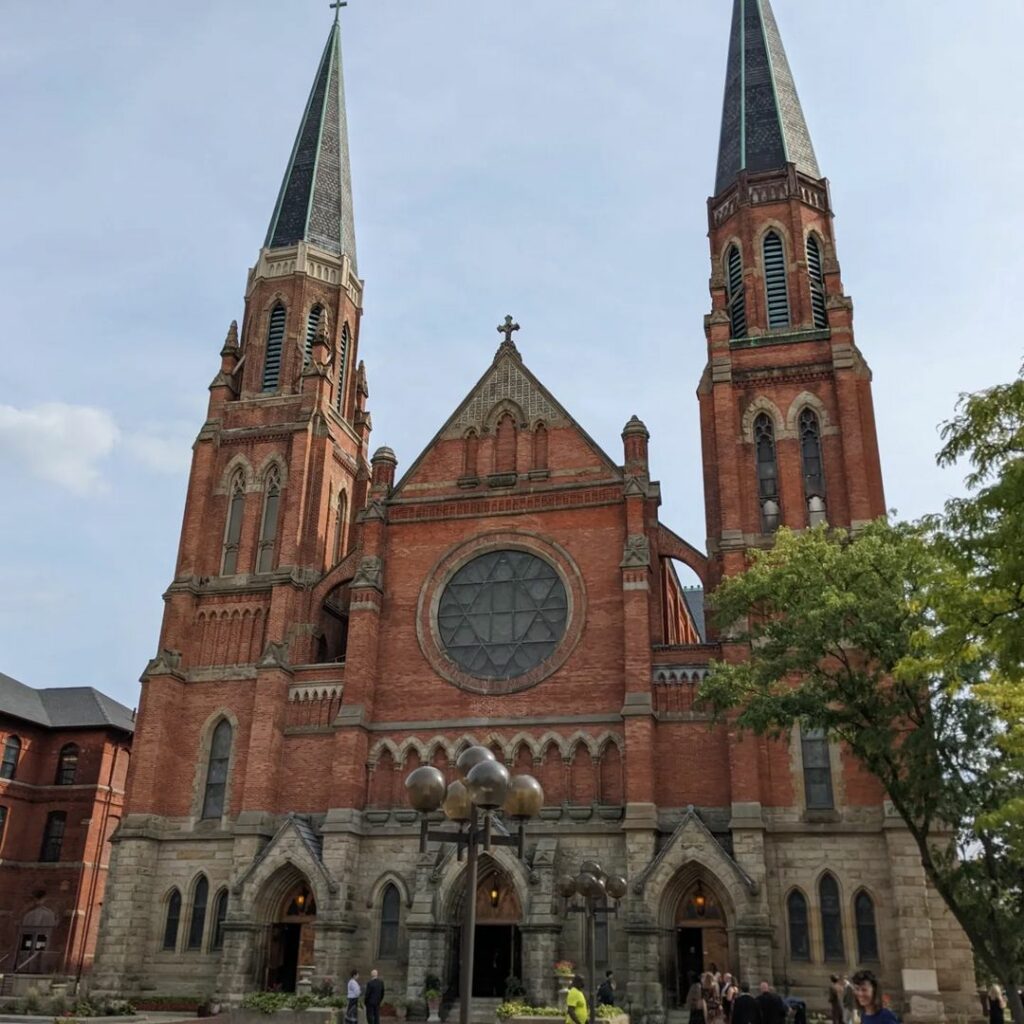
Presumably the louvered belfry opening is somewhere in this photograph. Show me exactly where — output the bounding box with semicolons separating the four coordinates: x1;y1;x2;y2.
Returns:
806;235;828;329
726;245;747;338
304;305;324;367
336;323;350;413
763;232;790;329
262;305;287;391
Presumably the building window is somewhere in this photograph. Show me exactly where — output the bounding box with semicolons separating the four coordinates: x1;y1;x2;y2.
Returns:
806;234;829;329
0;805;7;848
262;304;286;391
304;305;324;367
726;245;747;338
40;811;66;863
211;889;229;951
763;231;790;329
855;890;879;962
787;889;811;961
820;873;845;961
753;413;780;532
802;727;834;809
333;489;348;565
201;719;233;820
799;408;827;524
163;889;182;951
1;735;21;780
336;322;350;413
56;744;79;786
378;883;401;958
222;470;246;575
187;875;209;951
256;467;282;574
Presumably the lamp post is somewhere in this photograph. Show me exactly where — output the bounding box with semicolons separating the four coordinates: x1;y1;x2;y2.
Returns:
556;862;628;1017
405;747;544;1024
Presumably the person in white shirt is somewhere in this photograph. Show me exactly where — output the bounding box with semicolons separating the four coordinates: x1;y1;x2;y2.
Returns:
347;970;361;1024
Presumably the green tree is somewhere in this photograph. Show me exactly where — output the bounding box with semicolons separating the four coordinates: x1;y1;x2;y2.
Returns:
700;517;1024;1024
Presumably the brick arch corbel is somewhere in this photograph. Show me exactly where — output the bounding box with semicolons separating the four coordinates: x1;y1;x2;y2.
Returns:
785;390;835;436
565;731;599;758
655;524;709;588
593;731;624;755
217;455;255;494
366;870;414;911
535;732;570;759
397;737;429;768
740;396;787;442
366;738;401;769
254;453;288;490
506;732;542;761
484;398;527;432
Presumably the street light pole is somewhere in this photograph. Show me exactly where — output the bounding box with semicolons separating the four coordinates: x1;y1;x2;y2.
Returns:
406;747;544;1024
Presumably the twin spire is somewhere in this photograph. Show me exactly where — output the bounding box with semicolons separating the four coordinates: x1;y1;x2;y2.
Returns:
263;1;822;259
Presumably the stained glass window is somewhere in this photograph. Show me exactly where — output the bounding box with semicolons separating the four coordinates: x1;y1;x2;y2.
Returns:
163;889;181;950
187;875;208;950
788;890;810;961
378;883;401;957
820;873;845;961
855;890;879;962
201;720;232;819
438;550;568;679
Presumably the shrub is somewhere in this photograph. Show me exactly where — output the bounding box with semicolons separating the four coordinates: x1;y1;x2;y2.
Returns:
242;992;292;1015
596;1007;620;1020
496;1003;562;1019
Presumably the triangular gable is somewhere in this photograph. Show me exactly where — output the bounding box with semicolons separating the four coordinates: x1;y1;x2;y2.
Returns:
392;340;622;495
233;813;336;897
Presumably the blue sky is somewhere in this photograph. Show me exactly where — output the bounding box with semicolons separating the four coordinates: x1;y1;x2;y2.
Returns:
2;1;1022;709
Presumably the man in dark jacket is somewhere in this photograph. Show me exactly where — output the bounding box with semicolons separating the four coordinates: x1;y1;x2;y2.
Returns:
756;982;787;1024
364;969;385;1024
597;972;616;1007
731;982;762;1024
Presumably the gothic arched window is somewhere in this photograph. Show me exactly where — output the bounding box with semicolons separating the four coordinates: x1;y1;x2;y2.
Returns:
40;811;66;862
787;889;811;961
378;883;401;958
336;323;350;413
799;408;827;525
256;467;282;574
495;413;517;474
222;470;246;575
334;489;348;565
463;429;480;479
187;875;209;950
304;305;324;367
163;889;182;951
262;304;286;391
201;720;232;820
802;726;834;810
855;889;879;962
807;235;829;329
819;873;845;961
1;735;21;780
56;744;79;786
211;889;229;951
753;413;780;532
726;245;747;338
532;423;548;472
763;231;790;329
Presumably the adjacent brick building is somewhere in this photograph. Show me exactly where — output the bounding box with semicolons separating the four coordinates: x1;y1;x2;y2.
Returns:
0;672;133;981
92;1;975;1019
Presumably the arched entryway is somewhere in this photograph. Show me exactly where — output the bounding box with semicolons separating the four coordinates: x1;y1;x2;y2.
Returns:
16;906;57;973
449;859;523;999
258;872;317;992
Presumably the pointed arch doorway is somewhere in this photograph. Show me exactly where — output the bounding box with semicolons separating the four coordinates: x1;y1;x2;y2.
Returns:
449;860;523;998
671;879;730;1004
264;881;317;992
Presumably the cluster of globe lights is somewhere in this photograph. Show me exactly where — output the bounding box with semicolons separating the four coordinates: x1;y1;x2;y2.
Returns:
404;744;545;824
558;862;628;903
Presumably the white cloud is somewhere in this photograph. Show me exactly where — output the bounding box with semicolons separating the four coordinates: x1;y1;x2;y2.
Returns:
0;402;119;494
0;403;192;494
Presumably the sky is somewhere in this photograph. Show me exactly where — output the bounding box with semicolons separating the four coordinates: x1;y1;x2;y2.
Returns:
2;1;1022;711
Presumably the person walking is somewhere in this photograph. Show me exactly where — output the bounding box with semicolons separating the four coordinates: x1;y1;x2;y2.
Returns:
566;974;590;1024
851;970;898;1024
756;982;786;1024
828;975;844;1024
364;969;384;1024
988;984;1006;1024
730;983;762;1024
597;972;616;1008
686;981;708;1024
346;969;362;1024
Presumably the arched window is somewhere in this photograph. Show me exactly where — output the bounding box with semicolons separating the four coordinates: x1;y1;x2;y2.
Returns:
304;305;324;367
463;430;480;479
56;744;79;786
787;890;811;961
40;811;66;862
201;720;232;820
1;735;21;780
763;231;790;329
806;235;829;329
726;245;747;338
532;423;548;472
799;408;827;525
211;889;229;951
802;726;834;810
187;875;209;950
495;413;517;474
256;467;282;574
221;470;246;575
163;889;182;951
819;873;845;961
335;323;350;413
333;489;348;565
753;413;780;532
262;304;286;391
0;805;8;848
378;883;401;958
855;890;879;962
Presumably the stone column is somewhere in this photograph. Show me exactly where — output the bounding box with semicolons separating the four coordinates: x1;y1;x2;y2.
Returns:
728;802;773;982
217;922;262;1003
625;918;664;1024
520;924;560;1006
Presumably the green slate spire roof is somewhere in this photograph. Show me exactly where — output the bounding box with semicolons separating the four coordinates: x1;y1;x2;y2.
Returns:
265;20;357;269
714;0;821;196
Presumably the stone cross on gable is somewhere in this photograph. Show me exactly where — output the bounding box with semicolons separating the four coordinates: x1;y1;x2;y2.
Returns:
497;315;520;344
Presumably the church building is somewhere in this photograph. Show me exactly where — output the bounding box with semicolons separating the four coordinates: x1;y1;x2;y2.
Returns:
93;2;975;1019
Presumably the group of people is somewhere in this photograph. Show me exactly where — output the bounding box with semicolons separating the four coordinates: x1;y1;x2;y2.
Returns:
345;969;386;1024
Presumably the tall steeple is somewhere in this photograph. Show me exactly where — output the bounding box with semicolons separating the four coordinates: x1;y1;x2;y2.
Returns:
265;20;357;268
714;0;820;196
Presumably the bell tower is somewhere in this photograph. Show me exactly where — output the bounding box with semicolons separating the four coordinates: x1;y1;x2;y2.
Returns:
699;0;885;590
160;14;370;668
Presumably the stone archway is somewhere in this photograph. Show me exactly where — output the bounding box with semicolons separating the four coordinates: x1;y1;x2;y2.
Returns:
259;874;318;993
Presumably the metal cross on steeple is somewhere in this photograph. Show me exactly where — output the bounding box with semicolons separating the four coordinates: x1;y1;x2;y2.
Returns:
330;0;347;24
497;315;520;344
